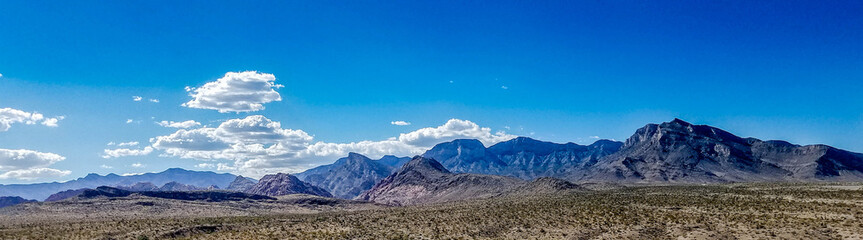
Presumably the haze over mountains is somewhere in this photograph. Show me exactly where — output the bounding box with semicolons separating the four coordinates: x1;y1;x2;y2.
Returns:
0;168;237;200
3;118;863;205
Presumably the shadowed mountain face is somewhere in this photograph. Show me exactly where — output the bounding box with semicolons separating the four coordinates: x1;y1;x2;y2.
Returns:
77;186;276;202
44;189;89;202
296;153;410;199
0;196;35;208
246;173;333;197
356;156;528;206
576;119;863;183
0;168;238;200
422;137;623;180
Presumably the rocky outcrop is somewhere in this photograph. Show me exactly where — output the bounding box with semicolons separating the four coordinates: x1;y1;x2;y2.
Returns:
226;176;257;192
159;181;204;191
356;156;524;206
44;188;89;202
119;182;159;192
246;173;332;197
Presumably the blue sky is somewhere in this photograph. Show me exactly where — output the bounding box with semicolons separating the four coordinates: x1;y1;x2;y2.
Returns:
0;1;861;183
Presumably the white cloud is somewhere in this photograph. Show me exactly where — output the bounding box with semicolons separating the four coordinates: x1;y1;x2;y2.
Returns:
150;116;514;178
0;149;66;171
397;118;515;147
117;141;139;147
157;120;201;129
195;163;215;169
132;96;143;101
100;165;113;169
131;163;144;168
501;86;509;90
0;148;69;180
391;121;411;126
101;146;154;159
182;71;283;113
126;119;134;124
121;172;144;176
0;168;71;180
149;99;159;103
0;73;3;77
0;108;63;131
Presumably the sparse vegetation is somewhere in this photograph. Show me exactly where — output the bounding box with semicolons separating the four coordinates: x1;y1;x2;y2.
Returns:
2;183;862;239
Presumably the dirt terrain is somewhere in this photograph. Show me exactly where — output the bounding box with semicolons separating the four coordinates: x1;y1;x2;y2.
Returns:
1;183;862;239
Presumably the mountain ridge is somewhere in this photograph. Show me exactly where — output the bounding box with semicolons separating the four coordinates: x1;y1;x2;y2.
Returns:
0;168;238;200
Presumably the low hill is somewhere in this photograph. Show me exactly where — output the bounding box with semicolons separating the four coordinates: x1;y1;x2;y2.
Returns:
357;156;549;206
246;173;332;197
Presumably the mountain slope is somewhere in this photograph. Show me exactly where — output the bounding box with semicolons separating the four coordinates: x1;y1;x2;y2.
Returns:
44;189;89;202
577;119;863;183
356;156;525;206
226;176;257;192
422;137;623;179
246;173;333;197
0;168;238;200
296;153;410;199
158;181;205;191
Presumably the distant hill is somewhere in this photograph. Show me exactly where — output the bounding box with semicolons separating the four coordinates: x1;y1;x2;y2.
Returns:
226;176;257;192
77;186;275;202
356;156;528;206
575;118;863;183
295;153;410;199
158;181;205;191
0;196;35;208
0;168;239;200
44;188;89;202
246;173;332;197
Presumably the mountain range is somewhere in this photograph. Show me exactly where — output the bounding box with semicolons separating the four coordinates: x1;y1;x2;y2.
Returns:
0;168;238;200
3;118;863;204
295;153;410;199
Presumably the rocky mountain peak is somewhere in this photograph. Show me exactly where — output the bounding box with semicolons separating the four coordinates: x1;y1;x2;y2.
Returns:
227;176;257;192
400;156;450;174
247;173;332;197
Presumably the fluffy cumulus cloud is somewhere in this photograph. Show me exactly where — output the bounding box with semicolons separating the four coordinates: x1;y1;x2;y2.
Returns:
182;71;283;113
397;118;514;147
0;107;63;131
157;120;201;129
145;116;514;177
0;149;70;180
